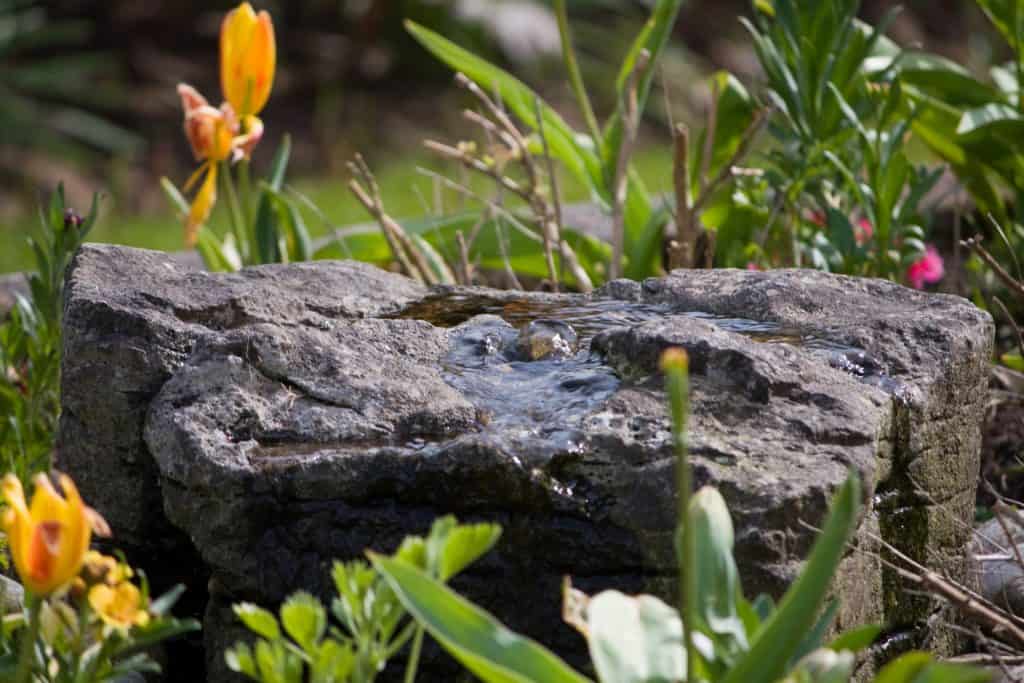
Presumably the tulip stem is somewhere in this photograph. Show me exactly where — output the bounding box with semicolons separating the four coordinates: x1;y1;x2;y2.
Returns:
14;593;41;683
238;159;254;229
663;352;698;682
220;162;249;263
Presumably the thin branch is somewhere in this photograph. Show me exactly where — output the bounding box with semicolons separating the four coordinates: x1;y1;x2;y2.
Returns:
534;95;562;292
699;78;720;196
963;234;1024;300
690;108;770;218
610;49;649;280
994;296;1024;360
348;155;437;285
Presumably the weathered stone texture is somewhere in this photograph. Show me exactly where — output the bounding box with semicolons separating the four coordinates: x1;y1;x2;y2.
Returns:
59;246;992;680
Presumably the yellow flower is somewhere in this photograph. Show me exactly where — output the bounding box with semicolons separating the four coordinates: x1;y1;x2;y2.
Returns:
220;2;275;119
1;474;108;596
88;581;150;630
80;550;133;586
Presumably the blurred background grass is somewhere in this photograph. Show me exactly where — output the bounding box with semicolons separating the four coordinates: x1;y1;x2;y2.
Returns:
0;0;1007;273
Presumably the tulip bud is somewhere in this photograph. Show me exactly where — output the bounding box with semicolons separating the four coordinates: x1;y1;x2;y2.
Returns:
220;2;276;118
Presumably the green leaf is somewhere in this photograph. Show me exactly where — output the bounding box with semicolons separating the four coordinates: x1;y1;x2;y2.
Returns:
160;177;191;216
428;519;502;581
253;190;281;265
827;624;881;653
225;642;259;678
280;591;327;651
585;591;685;683
371;554;592;683
897;54;1002;108
975;0;1024;51
405;20;602;194
874;651;992;683
721;472;862;683
1001;351;1024;371
603;0;685;183
687;487;748;653
311;640;355;683
958;102;1024;140
196;227;239;273
234;603;281;641
267;134;292;192
692;72;757;187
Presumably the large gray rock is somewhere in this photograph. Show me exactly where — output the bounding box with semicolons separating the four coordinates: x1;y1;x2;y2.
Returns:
59;245;992;680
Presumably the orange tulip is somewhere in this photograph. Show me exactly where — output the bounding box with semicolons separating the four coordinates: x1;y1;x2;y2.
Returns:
1;474;108;596
220;2;275;119
178;84;235;164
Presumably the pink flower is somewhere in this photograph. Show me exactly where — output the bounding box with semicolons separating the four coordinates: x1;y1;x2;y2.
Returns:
746;262;762;271
855;218;873;246
906;245;944;289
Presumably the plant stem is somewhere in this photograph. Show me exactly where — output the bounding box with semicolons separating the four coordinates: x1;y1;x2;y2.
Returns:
554;0;602;146
14;593;41;683
403;627;424;683
219;162;249;264
664;354;696;682
238;159;254;229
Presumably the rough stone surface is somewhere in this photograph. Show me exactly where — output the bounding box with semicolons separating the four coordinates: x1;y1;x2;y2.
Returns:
59;246;993;680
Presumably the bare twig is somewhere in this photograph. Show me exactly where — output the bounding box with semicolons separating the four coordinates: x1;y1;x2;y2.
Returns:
424;140;530;201
455;230;473;285
994;296;1024;361
670;122;694;270
495;215;523;290
348;155;438;285
690;108;770;218
699;78;720;196
963;234;1024;300
534;96;561;292
610;49;650;280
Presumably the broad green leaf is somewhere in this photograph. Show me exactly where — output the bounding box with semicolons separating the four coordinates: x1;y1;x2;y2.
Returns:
405;20;602;193
896;54;1002;108
874;651;992;683
686;487;748;658
789;648;855;683
975;0;1024;50
371;554;592;683
827;624;881;653
954;100;1024;144
721;473;861;683
691;72;757;190
280;591;327;651
435;522;502;581
234;603;281;641
586;591;685;683
603;0;685;182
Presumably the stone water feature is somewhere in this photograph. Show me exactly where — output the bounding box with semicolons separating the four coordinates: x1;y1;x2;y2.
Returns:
58;244;992;680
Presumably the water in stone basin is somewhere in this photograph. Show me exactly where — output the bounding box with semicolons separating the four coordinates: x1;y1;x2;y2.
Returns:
387;294;910;460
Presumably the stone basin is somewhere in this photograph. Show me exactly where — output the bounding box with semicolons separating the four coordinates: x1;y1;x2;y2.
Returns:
58;245;993;680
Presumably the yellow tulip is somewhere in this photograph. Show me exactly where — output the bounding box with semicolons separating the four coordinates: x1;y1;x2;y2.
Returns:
1;474;107;596
220;2;275;119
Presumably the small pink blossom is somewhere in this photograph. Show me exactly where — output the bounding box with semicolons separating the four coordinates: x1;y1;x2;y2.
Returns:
746;262;762;271
906;245;944;289
855;218;873;246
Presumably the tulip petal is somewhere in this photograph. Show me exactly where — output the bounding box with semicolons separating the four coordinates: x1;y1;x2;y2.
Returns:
186;163;218;247
245;12;275;115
